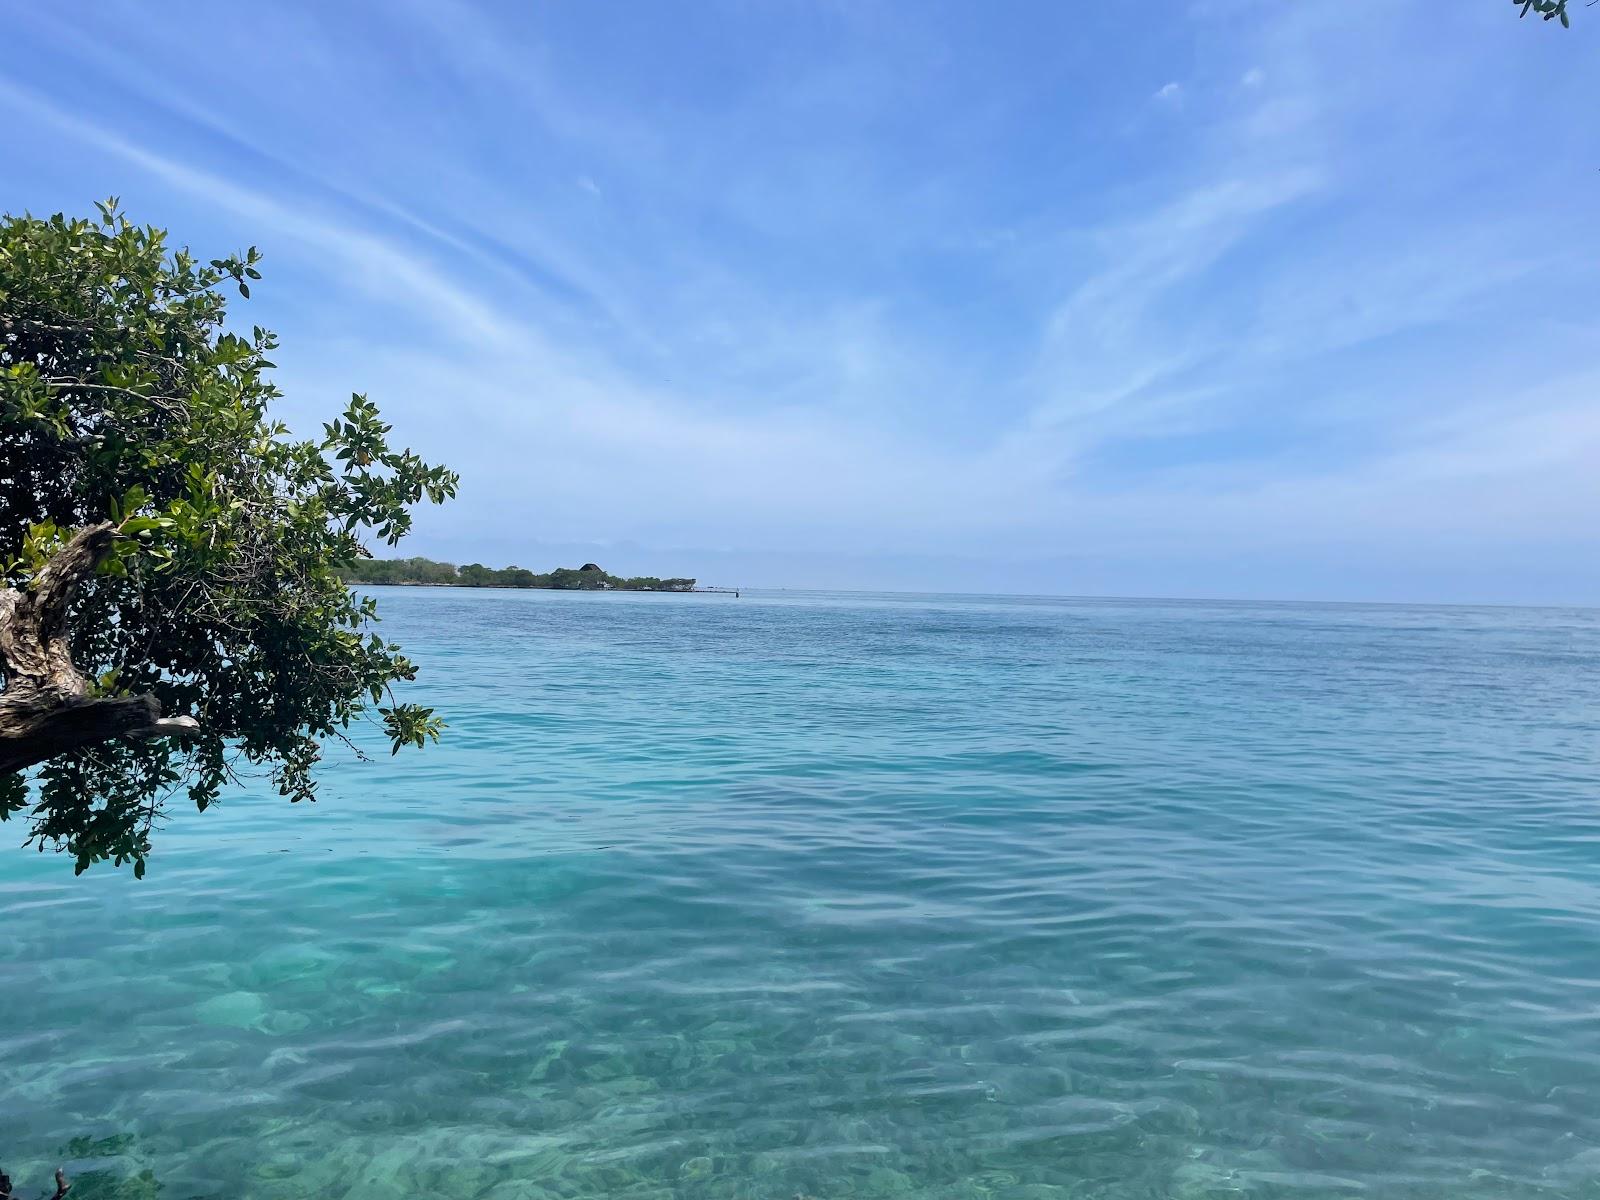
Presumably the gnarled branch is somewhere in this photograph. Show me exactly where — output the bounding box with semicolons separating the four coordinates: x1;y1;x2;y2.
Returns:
0;523;197;775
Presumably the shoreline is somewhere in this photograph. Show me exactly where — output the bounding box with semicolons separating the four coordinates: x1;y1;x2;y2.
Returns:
354;581;738;595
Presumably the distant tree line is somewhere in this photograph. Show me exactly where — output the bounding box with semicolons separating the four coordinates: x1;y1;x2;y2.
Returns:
338;556;696;592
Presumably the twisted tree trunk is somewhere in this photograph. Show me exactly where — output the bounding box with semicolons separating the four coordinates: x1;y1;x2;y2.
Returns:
0;523;196;774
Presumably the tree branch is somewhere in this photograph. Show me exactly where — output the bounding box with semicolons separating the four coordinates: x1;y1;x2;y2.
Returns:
0;523;198;776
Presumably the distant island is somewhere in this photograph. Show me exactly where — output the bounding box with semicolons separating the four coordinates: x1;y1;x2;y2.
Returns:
339;556;697;592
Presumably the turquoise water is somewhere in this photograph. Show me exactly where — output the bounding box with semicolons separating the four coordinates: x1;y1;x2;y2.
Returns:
6;588;1600;1199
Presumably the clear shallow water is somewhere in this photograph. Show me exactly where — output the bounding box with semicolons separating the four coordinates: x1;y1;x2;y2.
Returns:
6;588;1600;1200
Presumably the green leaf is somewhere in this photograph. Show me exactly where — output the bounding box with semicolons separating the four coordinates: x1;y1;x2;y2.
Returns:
0;203;455;876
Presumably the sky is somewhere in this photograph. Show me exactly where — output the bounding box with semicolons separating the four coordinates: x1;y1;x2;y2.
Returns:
3;1;1598;603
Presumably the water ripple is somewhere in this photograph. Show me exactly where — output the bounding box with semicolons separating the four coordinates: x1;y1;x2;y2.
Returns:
5;589;1600;1199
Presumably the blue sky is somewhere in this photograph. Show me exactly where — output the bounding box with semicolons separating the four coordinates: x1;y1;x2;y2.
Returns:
4;2;1598;602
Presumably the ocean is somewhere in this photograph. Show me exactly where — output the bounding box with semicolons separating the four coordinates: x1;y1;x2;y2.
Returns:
5;587;1600;1199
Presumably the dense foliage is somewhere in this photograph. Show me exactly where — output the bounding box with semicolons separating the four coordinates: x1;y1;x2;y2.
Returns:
339;556;696;592
0;203;456;875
